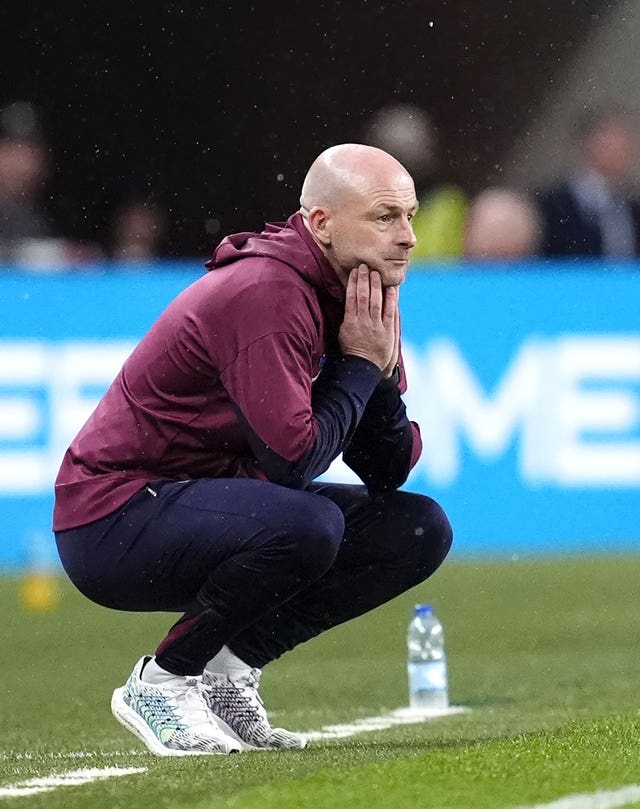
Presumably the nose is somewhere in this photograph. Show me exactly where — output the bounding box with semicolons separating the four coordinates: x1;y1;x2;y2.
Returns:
396;217;417;248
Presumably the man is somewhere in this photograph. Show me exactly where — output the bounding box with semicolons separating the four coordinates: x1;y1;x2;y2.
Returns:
363;103;468;262
463;187;542;260
0;100;99;265
538;107;640;258
53;144;453;757
0;102;55;259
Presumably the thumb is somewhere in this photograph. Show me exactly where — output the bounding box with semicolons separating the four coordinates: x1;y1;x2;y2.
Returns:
383;285;398;322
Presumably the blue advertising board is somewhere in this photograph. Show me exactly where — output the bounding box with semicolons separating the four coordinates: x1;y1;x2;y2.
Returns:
1;261;639;567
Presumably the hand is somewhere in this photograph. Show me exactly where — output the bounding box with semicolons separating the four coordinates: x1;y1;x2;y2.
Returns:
381;290;400;379
338;265;397;372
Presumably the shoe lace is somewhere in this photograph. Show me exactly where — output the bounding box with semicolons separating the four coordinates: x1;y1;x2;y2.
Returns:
174;679;213;729
233;669;266;713
210;667;268;722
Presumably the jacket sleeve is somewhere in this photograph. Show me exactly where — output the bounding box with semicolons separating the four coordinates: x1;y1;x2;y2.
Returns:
342;371;422;496
237;353;383;488
218;311;383;488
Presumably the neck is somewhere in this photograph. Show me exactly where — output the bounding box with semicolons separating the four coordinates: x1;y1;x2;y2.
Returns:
300;209;348;287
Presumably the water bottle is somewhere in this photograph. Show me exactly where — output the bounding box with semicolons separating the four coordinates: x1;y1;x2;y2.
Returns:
407;603;448;711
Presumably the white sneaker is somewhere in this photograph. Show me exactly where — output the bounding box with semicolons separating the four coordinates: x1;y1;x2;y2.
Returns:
111;656;241;757
202;666;307;750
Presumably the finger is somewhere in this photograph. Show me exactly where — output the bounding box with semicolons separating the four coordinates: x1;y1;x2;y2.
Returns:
392;310;400;365
369;271;383;321
382;284;398;326
356;264;370;316
344;267;359;318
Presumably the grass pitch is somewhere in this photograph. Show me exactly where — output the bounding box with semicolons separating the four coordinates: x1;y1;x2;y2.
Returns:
2;556;640;808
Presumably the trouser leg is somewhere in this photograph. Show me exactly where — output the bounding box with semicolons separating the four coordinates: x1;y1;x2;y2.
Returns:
55;478;345;675
229;483;453;668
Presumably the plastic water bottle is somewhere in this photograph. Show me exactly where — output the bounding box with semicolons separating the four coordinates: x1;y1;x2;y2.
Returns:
407;603;448;711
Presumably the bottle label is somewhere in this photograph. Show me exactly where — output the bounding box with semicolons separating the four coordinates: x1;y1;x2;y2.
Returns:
408;661;447;692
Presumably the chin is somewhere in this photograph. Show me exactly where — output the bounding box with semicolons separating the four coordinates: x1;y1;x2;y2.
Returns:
381;268;407;287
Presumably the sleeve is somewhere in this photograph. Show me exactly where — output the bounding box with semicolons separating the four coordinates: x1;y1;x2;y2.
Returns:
342;352;422;496
217;287;383;489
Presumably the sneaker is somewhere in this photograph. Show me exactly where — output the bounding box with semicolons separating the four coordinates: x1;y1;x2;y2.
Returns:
202;666;307;750
111;656;241;757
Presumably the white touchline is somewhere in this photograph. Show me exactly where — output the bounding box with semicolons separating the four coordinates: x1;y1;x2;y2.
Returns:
512;784;640;809
0;750;146;762
0;706;464;796
305;705;467;740
0;767;146;799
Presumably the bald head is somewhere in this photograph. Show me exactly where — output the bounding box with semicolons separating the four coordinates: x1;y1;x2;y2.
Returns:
298;143;418;287
300;143;413;214
464;188;541;260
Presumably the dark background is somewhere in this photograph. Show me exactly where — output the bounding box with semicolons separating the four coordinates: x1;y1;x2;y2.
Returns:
4;1;607;256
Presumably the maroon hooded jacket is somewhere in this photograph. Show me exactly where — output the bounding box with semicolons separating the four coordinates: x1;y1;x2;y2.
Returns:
53;213;422;531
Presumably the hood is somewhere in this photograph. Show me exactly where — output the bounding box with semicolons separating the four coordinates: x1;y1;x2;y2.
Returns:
205;213;345;302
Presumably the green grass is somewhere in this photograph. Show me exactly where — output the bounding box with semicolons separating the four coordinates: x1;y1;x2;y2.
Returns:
3;556;640;808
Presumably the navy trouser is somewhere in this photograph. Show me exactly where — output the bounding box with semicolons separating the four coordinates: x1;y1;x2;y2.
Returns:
55;478;452;675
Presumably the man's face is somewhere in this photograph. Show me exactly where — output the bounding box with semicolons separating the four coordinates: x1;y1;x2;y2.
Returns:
586;120;636;182
0;140;47;200
324;175;418;287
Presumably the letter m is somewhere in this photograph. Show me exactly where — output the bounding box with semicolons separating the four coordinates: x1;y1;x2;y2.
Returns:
416;338;544;485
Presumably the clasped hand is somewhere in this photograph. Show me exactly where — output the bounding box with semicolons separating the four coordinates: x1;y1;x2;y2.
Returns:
338;264;399;378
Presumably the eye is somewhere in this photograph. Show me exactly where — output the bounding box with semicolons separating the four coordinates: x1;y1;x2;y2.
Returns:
378;214;392;223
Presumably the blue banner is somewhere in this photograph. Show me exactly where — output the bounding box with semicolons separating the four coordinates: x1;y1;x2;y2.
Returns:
1;261;640;567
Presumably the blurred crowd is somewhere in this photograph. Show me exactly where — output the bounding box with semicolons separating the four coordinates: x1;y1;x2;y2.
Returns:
363;101;640;265
2;99;640;269
0;101;167;269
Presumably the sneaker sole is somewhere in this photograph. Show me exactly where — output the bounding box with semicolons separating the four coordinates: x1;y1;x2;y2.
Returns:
208;711;308;752
111;687;234;757
207;712;257;752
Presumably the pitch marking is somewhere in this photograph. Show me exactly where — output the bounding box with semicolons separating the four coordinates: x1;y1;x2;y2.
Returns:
0;767;145;799
0;750;146;762
0;705;465;797
306;705;467;740
513;784;640;809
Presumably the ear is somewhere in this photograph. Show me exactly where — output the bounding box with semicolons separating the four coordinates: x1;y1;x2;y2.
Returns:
307;206;333;247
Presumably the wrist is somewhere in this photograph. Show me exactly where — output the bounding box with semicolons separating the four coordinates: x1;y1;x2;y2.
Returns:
378;363;400;389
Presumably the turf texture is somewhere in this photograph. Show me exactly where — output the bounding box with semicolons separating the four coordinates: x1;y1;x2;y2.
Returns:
2;556;640;808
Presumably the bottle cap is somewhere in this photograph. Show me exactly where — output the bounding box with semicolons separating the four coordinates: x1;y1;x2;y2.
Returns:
414;603;433;615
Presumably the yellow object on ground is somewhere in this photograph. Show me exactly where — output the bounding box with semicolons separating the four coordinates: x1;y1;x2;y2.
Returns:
20;571;59;611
